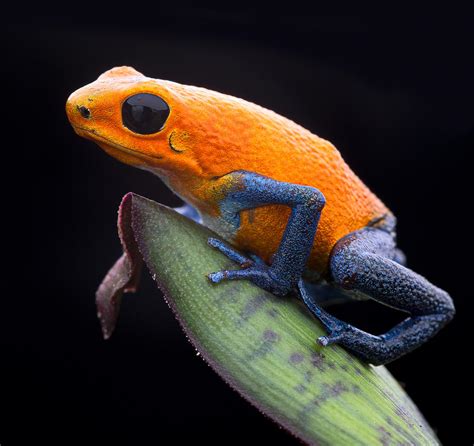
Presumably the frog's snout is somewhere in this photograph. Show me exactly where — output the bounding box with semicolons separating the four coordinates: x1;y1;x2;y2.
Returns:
66;89;95;132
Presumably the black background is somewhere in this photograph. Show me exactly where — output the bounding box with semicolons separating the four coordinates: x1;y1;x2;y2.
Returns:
3;5;473;445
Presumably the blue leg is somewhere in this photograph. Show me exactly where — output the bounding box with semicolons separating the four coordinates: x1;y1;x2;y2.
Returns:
174;203;202;224
305;227;455;365
207;171;326;296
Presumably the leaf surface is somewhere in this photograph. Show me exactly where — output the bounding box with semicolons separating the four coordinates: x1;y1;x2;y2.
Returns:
98;193;438;446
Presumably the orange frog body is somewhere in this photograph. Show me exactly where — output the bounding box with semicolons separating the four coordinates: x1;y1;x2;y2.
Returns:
66;66;389;277
67;67;454;365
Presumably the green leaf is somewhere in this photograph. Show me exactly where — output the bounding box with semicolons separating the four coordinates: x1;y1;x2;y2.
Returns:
98;193;439;445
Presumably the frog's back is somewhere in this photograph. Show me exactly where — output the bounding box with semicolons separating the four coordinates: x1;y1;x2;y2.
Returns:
165;81;391;275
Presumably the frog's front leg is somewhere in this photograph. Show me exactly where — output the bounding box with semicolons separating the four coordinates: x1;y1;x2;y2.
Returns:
207;171;326;296
312;227;455;365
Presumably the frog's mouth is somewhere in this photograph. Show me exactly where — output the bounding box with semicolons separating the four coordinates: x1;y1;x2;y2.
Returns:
73;126;164;163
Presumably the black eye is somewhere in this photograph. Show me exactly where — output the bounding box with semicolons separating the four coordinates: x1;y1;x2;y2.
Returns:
122;93;170;135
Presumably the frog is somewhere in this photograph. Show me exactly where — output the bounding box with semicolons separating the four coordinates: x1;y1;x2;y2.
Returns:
66;66;454;365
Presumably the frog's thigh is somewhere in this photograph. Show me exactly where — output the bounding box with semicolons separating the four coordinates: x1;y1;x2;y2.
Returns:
325;227;455;365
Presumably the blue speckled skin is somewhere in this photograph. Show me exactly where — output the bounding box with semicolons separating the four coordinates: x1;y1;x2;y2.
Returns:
205;171;455;365
324;227;455;364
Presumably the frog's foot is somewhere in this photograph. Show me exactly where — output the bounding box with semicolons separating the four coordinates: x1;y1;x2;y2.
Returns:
318;324;360;347
297;280;366;347
207;237;289;296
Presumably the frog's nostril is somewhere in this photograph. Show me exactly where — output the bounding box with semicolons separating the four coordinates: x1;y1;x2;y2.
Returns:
77;105;91;119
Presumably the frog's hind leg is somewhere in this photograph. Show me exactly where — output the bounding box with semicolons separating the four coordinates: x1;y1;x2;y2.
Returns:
305;227;455;365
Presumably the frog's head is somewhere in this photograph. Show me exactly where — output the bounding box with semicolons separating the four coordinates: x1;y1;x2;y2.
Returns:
66;66;205;179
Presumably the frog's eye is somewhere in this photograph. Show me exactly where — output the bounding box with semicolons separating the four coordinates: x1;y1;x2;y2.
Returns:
122;93;170;135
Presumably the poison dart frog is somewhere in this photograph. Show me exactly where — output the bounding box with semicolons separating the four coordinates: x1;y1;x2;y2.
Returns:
66;66;454;365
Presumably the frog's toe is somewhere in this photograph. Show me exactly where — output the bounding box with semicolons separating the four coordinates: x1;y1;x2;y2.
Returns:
207;265;289;296
318;332;346;347
317;323;360;348
207;237;253;267
207;270;229;284
207;268;255;284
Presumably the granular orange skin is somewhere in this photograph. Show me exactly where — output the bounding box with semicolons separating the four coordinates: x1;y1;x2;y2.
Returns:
67;67;390;277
